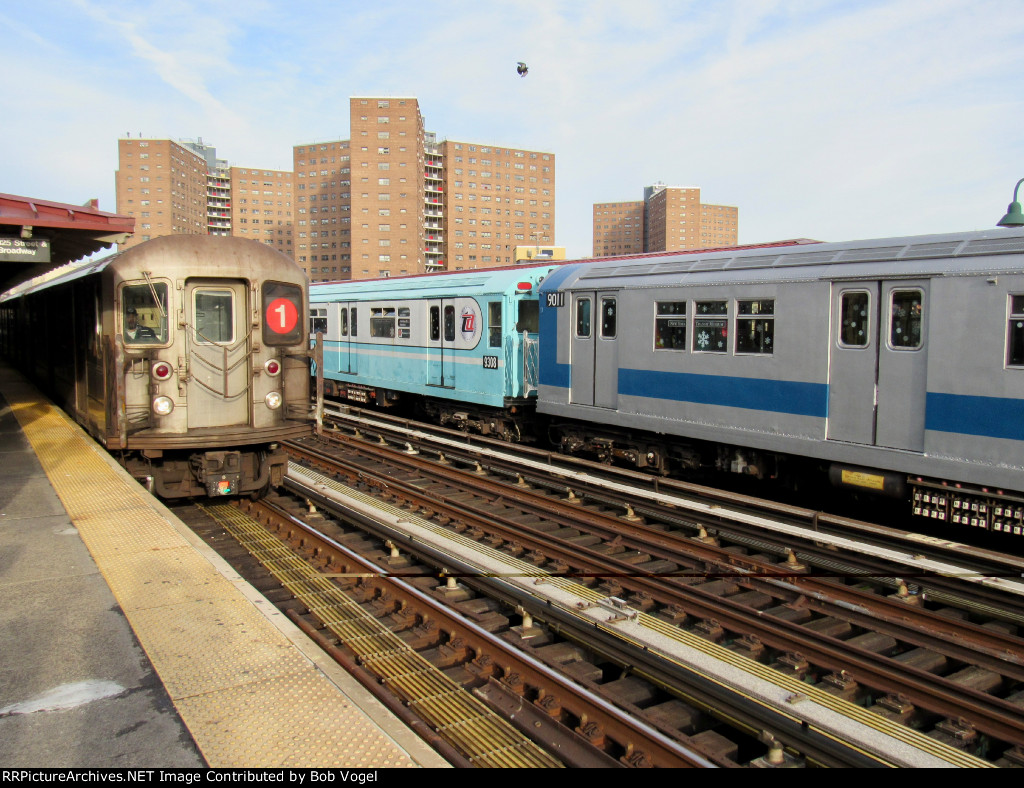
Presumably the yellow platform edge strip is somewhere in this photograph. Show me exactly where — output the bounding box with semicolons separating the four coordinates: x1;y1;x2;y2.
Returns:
3;381;445;769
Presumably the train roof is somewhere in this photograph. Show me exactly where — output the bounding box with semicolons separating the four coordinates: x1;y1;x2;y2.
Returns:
311;260;560;299
546;228;1024;290
1;235;302;302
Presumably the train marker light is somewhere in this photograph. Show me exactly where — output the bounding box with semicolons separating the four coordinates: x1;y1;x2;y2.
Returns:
265;391;283;410
152;396;174;416
997;178;1024;227
151;361;174;381
264;359;281;376
517;282;533;291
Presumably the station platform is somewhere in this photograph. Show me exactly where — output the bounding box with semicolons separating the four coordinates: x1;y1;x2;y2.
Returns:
0;362;449;769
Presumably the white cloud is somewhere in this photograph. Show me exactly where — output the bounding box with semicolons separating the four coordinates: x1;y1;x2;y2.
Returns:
3;0;1022;257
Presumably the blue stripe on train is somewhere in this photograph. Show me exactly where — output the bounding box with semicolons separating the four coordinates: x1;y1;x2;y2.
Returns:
925;392;1024;441
542;363;1024;442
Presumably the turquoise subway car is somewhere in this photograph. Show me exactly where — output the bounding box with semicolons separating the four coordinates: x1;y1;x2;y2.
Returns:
310;263;559;440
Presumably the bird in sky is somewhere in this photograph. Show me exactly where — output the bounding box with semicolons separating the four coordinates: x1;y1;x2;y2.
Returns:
517;61;528;77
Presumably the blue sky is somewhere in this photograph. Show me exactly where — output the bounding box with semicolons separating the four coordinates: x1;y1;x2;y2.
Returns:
3;0;1023;259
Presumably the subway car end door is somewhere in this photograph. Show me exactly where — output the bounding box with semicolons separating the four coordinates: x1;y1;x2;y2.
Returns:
185;279;250;428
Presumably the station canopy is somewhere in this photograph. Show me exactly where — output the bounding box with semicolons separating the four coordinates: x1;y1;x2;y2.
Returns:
0;193;134;294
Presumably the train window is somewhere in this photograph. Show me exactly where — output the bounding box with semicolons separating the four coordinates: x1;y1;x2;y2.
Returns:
889;290;922;349
1007;296;1024;367
340;308;348;337
430;306;440;341
735;299;774;355
654;302;687;350
351;308;358;337
575;298;591;338
839;291;870;347
309;307;327;335
516;300;539;333
488;302;502;347
262;281;303;346
194;289;234;344
444;305;456;342
370;306;396;338
121;283;168;345
693;301;728;353
601;297;617;339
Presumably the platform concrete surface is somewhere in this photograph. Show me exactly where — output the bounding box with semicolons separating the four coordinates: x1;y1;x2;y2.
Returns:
0;392;205;768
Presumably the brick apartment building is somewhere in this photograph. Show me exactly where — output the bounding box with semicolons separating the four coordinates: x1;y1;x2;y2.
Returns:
593;183;738;257
116;97;555;283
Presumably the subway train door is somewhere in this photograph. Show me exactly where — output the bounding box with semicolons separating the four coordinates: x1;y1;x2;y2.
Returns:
569;292;618;408
331;302;357;374
185;280;250;428
427;300;456;388
827;281;928;450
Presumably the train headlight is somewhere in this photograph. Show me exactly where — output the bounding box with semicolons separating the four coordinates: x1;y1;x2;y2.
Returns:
151;361;174;381
152;396;174;416
264;359;281;376
265;391;283;410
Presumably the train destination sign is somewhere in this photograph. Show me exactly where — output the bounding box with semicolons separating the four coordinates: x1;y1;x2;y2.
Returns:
0;237;50;262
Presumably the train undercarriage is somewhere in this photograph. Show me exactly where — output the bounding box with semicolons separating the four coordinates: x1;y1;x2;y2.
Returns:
121;444;290;498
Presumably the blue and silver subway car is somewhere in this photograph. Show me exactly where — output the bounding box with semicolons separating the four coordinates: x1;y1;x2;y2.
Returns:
310;263;559;440
537;228;1024;532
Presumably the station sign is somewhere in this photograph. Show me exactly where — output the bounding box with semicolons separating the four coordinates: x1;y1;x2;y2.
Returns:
0;237;51;262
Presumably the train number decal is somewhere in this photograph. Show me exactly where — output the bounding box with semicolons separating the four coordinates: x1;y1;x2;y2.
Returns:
545;292;565;308
266;297;299;334
482;355;499;369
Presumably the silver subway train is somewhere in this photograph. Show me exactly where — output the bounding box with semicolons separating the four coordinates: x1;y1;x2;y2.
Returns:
538;227;1024;533
0;235;312;498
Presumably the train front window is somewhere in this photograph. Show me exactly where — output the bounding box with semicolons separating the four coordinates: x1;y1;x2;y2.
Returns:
121;283;168;345
890;290;922;349
517;300;539;333
839;291;870;347
655;301;687;350
1007;295;1024;367
194;289;234;344
262;281;303;346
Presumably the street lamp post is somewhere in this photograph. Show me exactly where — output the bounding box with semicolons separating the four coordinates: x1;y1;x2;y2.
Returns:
997;178;1024;227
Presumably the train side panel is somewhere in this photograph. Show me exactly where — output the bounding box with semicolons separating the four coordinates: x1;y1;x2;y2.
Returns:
539;229;1024;529
311;265;555;412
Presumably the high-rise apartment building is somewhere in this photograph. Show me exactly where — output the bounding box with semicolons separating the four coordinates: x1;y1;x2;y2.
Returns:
442;140;555;268
230;167;294;259
294;98;555;281
349;96;425;279
115;138;208;249
116;138;295;256
591;200;644;256
593;184;738;257
115;97;555;281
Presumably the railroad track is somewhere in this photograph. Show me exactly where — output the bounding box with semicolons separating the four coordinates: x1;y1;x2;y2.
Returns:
283;412;1024;764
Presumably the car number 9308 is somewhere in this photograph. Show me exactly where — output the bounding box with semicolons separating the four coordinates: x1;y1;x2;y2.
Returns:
482;355;499;369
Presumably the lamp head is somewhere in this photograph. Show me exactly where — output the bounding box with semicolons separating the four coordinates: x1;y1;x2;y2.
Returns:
998;178;1024;227
998;201;1024;228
